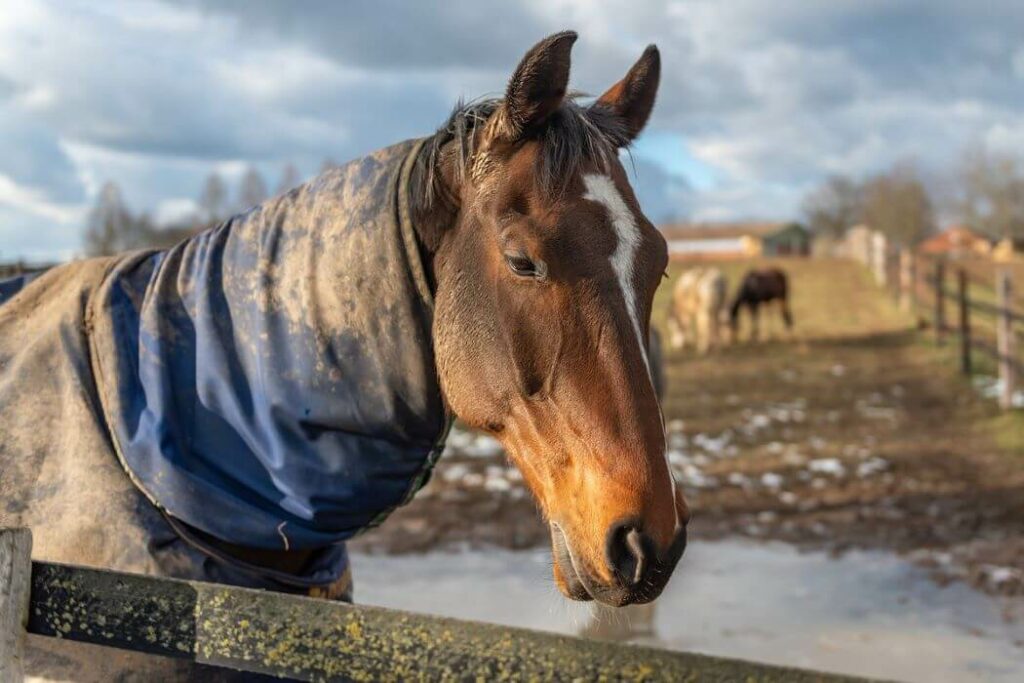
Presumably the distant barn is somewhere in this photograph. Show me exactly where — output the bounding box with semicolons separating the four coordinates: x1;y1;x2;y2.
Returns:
918;225;992;259
660;222;811;260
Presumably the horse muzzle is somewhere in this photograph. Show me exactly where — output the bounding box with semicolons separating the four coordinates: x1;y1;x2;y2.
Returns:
550;521;687;607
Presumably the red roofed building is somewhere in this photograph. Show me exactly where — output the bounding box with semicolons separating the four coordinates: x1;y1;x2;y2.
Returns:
918;225;992;258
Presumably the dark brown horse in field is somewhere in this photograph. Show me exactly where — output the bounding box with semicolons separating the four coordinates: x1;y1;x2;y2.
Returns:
2;29;688;680
729;267;793;341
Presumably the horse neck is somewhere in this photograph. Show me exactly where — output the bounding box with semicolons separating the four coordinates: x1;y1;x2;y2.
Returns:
408;142;461;291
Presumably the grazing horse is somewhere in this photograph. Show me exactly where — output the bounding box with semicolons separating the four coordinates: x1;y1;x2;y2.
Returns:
666;267;728;353
0;32;688;679
729;267;794;341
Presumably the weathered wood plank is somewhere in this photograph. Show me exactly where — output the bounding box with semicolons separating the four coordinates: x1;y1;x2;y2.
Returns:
1;528;33;683
28;560;197;658
997;269;1017;410
25;559;871;682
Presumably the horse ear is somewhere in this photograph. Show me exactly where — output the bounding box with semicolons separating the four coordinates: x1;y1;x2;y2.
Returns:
595;45;660;144
494;31;577;141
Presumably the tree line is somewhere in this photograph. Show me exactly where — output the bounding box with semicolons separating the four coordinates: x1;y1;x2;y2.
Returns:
802;145;1024;246
83;159;340;257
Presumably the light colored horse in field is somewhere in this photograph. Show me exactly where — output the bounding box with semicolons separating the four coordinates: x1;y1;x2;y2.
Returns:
666;267;728;354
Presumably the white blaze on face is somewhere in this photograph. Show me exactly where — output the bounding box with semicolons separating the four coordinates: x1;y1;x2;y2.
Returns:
582;174;650;375
582;173;678;504
582;173;678;503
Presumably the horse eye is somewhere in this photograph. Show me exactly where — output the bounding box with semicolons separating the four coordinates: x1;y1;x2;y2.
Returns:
504;252;543;279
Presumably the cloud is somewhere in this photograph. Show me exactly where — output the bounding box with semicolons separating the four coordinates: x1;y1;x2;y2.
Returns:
3;1;1024;259
624;156;693;224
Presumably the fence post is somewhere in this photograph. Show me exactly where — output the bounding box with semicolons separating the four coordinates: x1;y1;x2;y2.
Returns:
997;269;1016;409
872;232;887;286
958;268;971;375
1;528;32;683
935;259;946;344
899;249;914;312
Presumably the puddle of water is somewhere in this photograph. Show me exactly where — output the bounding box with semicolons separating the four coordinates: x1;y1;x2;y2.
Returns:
352;540;1024;683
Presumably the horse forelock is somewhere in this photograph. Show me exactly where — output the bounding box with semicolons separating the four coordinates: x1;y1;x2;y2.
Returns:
413;96;629;211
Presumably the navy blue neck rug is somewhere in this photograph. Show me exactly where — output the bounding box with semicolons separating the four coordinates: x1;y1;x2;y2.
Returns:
89;138;451;554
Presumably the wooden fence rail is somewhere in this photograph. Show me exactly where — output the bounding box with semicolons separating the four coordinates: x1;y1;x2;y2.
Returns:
1;528;865;682
889;250;1021;410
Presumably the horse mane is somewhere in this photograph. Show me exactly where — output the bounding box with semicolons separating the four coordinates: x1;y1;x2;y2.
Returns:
412;96;631;212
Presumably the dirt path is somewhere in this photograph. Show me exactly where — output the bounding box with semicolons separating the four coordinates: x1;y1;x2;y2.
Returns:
353;258;1024;596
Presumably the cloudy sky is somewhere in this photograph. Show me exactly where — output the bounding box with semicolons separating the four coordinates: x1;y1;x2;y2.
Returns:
2;1;1024;260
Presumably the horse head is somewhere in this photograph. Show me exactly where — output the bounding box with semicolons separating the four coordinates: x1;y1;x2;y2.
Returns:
415;31;687;606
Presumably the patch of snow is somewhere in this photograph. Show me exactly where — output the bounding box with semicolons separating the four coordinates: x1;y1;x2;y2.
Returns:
983;566;1020;587
693;432;731;454
760;472;784;489
484;477;511;493
444;427;506;458
727;472;752;488
830;364;846;377
856;458;889;478
973;375;1024;408
680;465;718;489
808;458;847;477
442;464;470;482
668;449;689;467
463;434;505;458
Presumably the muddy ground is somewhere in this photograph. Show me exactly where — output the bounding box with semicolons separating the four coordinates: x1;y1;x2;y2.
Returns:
352;258;1024;598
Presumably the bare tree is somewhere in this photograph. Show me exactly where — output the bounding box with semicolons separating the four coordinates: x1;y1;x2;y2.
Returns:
237;166;268;211
276;163;302;195
955;146;1024;239
860;164;935;246
83;182;153;256
199;172;228;223
801;175;861;238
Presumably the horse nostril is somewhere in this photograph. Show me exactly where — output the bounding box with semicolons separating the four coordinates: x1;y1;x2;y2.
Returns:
606;522;649;587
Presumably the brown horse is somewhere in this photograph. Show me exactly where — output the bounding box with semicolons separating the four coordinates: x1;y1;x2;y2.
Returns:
419;32;686;606
2;29;684;659
728;267;794;341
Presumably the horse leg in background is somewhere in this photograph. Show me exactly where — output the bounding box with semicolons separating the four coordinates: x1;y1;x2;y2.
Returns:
748;302;760;342
781;296;794;333
667;311;684;349
675;311;692;350
696;309;710;354
708;306;721;350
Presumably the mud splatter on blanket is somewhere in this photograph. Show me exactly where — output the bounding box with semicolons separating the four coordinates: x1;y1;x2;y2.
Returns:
0;138;449;592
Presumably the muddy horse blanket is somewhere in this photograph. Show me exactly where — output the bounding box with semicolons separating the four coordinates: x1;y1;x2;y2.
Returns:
0;138;450;589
